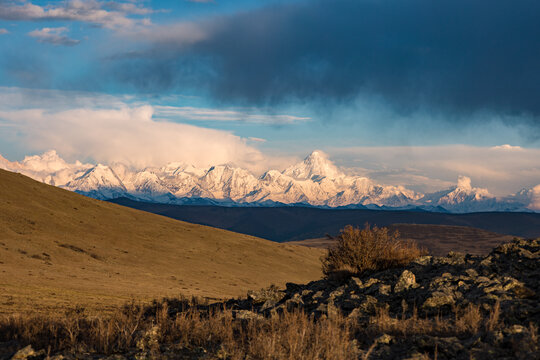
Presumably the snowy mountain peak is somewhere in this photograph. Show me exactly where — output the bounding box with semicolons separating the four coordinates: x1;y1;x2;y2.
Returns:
448;176;491;200
1;150;538;212
65;164;126;194
283;150;342;181
515;185;540;211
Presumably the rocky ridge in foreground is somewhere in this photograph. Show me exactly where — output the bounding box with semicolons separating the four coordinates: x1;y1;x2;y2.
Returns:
228;238;539;359
3;239;539;360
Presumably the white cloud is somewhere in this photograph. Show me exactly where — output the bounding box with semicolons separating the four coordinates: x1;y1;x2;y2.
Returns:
248;137;266;143
491;144;523;151
0;105;280;172
328;145;540;196
528;185;540;210
154;105;310;124
0;28;9;35
28;27;80;46
0;0;153;30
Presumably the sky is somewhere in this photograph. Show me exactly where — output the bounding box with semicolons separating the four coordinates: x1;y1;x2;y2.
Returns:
0;0;539;196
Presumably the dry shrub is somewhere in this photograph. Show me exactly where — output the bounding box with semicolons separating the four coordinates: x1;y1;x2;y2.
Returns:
321;224;426;278
0;298;514;359
369;302;502;338
235;310;358;360
0;301;358;359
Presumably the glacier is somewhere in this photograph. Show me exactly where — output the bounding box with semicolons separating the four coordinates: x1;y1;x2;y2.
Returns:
0;150;538;213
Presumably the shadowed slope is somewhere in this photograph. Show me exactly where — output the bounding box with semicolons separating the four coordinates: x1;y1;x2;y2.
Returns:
288;224;515;256
0;170;323;314
109;198;540;241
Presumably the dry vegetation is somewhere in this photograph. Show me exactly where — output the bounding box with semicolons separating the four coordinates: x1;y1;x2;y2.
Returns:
3;297;535;359
321;225;426;279
290;224;515;256
0;169;323;314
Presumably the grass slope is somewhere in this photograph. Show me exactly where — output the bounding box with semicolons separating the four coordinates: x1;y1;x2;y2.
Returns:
0;170;323;314
288;224;515;256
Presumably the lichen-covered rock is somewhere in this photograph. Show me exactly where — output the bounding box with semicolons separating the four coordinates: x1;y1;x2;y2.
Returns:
394;270;417;292
10;345;44;360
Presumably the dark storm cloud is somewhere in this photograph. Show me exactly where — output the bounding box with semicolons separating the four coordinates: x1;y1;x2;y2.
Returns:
111;0;540;120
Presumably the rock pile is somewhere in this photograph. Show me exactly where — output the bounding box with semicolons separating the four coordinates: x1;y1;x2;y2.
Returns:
231;239;538;320
225;238;539;359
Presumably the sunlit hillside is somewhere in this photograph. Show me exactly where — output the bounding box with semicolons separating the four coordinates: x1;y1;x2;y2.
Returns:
0;169;323;314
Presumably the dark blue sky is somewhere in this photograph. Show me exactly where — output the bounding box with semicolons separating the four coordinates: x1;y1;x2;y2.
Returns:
0;0;539;194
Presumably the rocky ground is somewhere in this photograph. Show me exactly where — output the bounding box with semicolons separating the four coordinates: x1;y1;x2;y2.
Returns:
3;238;539;359
226;238;540;359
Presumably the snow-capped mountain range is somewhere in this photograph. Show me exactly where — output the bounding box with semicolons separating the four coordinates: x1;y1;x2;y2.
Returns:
1;150;538;213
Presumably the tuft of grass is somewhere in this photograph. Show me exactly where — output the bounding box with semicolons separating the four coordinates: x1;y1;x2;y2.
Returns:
0;298;515;359
0;300;358;359
368;302;503;338
321;224;426;279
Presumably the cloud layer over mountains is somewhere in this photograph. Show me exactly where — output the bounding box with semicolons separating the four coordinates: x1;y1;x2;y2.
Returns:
1;150;538;213
110;0;540;129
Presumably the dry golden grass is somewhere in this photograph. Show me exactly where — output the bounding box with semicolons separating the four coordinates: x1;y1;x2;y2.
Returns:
0;169;324;314
368;302;502;338
0;298;521;359
0;299;359;359
321;224;425;278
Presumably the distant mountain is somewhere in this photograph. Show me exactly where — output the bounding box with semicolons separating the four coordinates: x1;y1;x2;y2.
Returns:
1;150;538;213
109;197;540;240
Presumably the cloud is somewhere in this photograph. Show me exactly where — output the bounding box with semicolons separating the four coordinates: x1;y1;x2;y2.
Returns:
0;87;291;173
0;28;9;34
28;27;80;46
248;137;266;143
154;105;309;124
328;145;540;196
528;185;540;210
491;144;523;151
0;105;273;171
107;0;540;129
0;0;152;30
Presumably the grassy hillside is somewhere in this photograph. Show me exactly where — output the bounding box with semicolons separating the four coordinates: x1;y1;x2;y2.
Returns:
0;170;323;314
288;224;515;256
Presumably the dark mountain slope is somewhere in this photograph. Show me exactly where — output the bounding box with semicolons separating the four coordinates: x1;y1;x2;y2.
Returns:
110;198;540;241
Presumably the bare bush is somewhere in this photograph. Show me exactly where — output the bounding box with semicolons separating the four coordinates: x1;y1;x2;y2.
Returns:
321;224;426;278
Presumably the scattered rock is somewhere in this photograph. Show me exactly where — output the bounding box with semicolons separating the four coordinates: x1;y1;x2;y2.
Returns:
10;345;44;360
394;270;416;292
4;238;539;360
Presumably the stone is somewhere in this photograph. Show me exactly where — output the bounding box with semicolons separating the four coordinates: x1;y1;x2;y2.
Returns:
465;268;478;278
422;292;455;309
376;334;393;345
234;310;263;320
413;255;432;265
348;277;363;289
247;284;285;304
394;270;416;292
136;325;160;352
378;284;392;295
512;285;535;299
10;345;44;360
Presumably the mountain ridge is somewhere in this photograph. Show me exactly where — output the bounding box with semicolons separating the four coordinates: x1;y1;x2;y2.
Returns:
1;150;538;213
